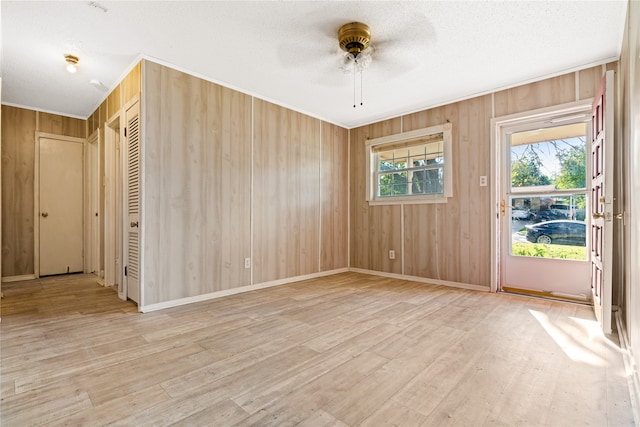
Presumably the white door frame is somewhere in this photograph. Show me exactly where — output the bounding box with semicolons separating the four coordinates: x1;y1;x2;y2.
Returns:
34;132;87;278
85;130;101;276
490;100;593;293
105;112;126;299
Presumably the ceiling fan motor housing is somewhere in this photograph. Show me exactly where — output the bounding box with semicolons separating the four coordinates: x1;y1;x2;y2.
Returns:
338;22;371;56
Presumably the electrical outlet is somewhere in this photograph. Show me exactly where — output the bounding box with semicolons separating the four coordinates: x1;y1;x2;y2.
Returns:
389;250;395;260
244;258;251;269
479;176;487;187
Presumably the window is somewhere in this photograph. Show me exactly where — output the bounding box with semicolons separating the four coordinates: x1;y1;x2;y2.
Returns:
366;123;452;205
507;119;589;260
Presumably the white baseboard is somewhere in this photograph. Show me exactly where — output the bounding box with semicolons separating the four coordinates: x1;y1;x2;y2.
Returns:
138;267;489;313
615;309;640;425
139;268;349;313
348;268;491;292
2;274;37;283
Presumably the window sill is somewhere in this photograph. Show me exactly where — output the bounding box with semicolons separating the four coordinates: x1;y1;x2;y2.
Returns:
367;196;450;206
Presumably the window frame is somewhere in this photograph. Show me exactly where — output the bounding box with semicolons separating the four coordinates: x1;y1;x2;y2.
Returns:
366;122;453;205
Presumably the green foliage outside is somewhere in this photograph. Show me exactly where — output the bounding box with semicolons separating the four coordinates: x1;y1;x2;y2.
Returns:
378;161;408;196
555;146;587;212
512;242;587;261
555;145;586;190
511;137;587;196
511;148;552;187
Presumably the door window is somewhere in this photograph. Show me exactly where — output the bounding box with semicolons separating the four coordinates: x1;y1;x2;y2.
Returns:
509;123;588;260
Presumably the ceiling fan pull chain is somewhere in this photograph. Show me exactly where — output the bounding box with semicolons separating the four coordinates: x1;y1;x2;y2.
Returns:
353;60;356;108
360;69;364;106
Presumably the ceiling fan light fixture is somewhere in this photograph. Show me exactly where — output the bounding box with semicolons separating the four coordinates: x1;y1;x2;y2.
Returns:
65;54;79;73
338;22;372;108
338;22;371;57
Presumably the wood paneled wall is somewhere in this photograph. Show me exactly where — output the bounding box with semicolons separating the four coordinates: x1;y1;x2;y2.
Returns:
86;61;141;273
2;62;140;279
1;106;86;277
402;95;492;285
350;119;403;274
350;64;611;288
88;62;141;136
142;61;348;305
253;100;320;283
143;61;252;303
3;57;612;302
321;122;349;271
2;107;36;277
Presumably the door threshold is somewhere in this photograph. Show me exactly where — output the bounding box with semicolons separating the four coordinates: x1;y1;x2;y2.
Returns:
501;286;591;305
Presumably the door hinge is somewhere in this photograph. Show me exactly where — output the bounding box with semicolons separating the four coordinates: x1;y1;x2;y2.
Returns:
124;128;127;137
124;266;128;277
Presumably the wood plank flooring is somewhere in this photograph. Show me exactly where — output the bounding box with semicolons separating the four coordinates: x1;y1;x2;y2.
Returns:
0;272;634;426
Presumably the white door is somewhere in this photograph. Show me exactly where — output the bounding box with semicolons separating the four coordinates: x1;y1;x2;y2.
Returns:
39;137;84;276
499;111;591;299
125;102;140;304
590;71;614;334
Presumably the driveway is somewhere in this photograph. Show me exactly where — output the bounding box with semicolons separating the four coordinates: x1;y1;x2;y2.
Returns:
511;219;532;243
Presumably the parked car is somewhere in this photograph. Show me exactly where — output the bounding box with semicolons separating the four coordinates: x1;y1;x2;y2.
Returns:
525;220;586;246
550;204;574;219
511;208;533;220
533;209;567;222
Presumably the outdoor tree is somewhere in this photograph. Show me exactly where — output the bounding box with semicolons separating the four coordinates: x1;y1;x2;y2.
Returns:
378;161;408;196
511;147;552;187
555;144;586;190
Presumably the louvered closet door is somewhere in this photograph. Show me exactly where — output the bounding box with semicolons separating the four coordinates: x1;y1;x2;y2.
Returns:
125;101;141;304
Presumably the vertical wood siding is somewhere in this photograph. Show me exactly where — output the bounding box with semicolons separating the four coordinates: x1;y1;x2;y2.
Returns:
142;62;349;304
252;100;321;283
349;118;403;273
1;107;86;277
349;64;609;288
143;62;252;303
1;60;611;301
321;122;349;271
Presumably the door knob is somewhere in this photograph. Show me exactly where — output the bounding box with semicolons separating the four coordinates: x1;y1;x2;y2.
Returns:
41;212;49;218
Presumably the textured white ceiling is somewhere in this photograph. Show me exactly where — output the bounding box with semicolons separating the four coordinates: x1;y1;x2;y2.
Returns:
1;1;628;128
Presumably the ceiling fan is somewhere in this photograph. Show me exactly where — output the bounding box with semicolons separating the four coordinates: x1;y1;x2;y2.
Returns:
337;22;373;75
337;22;374;108
276;12;434;106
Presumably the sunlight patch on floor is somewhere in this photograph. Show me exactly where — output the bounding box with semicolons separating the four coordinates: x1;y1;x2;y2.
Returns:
529;309;606;367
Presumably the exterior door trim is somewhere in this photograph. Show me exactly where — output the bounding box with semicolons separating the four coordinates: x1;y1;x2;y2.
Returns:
490;100;592;293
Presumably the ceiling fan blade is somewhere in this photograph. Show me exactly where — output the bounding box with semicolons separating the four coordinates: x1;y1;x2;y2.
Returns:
276;16;350;69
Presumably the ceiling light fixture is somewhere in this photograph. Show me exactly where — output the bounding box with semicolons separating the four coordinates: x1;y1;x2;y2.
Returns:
65;54;79;73
338;22;372;108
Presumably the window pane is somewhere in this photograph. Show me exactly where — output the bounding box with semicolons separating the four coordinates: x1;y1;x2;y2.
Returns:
370;123;452;201
378;171;408;196
510;194;586;260
411;168;443;195
511;123;587;191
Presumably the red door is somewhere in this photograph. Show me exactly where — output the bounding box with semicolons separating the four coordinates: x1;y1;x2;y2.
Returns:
590;70;614;334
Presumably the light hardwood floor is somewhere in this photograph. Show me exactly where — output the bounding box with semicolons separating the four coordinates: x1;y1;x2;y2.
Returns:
0;273;634;426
